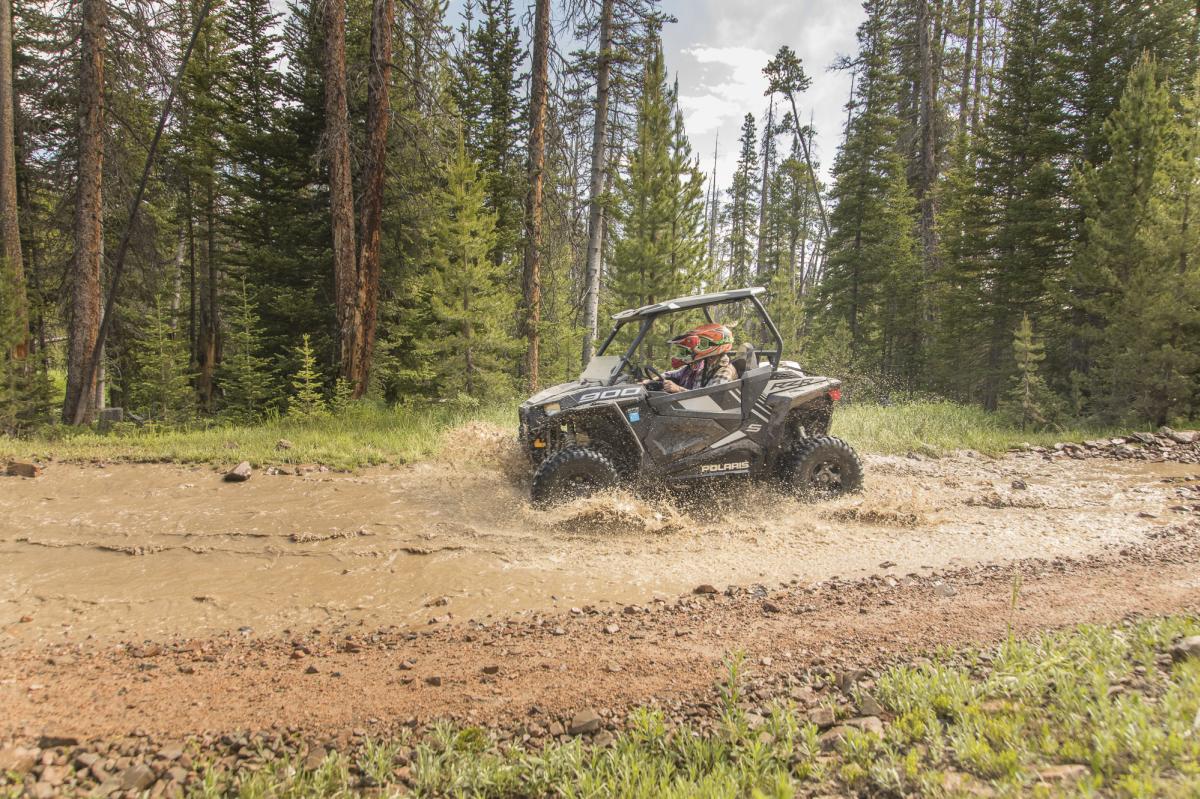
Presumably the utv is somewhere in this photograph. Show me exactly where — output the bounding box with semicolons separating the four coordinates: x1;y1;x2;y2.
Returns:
518;287;863;506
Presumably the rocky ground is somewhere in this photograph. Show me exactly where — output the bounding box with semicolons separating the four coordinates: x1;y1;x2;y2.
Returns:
1;431;1198;797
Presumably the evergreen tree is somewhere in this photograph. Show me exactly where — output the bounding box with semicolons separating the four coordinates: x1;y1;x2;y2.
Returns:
288;334;326;417
1067;57;1200;424
416;137;517;399
218;280;276;423
130;296;195;425
608;43;680;311
451;0;525;268
725;113;759;287
666;86;709;291
1001;313;1057;429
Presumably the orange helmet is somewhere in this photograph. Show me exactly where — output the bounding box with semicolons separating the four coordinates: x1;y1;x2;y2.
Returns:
669;323;733;368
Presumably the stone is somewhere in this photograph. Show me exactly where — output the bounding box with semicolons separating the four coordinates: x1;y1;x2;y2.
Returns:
120;763;156;791
547;721;564;737
837;669;867;692
40;764;71;786
30;783;57;799
693;584;718;595
165;766;188;783
603;624;620;634
5;461;41;478
157;744;184;761
37;733;79;748
817;726;852;751
593;731;615;747
762;601;782;613
933;583;958;598
276;439;294;451
1037;764;1089;783
481;665;500;675
1011;479;1027;490
807;706;836;729
424;675;442;687
0;746;38;775
1169;636;1200;662
844;716;884;736
856;692;884;717
224;461;253;482
305;664;319;674
302;746;327;771
568;708;602;736
75;752;100;770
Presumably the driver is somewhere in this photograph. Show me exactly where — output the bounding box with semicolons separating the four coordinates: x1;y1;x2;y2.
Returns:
648;323;738;394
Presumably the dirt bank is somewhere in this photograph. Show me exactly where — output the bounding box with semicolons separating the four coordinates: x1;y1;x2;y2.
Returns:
2;444;1196;647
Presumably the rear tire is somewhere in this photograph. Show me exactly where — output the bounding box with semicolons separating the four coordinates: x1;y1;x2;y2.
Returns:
530;446;619;507
780;436;863;498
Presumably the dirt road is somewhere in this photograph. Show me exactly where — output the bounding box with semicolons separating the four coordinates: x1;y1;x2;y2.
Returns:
0;432;1198;766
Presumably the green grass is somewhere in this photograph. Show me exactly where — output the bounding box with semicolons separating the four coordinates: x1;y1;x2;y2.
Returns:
0;400;1131;468
162;615;1200;798
832;400;1123;456
0;403;515;470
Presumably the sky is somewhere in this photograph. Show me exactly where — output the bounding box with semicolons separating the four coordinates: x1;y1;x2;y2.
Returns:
660;0;866;190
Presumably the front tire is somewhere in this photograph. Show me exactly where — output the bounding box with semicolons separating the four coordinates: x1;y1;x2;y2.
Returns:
779;436;863;497
530;446;619;507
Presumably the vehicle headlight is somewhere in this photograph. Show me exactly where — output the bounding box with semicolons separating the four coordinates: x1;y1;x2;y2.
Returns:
543;402;560;416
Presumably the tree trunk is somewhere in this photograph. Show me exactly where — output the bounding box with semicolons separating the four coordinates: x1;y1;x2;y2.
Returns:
196;175;218;410
580;0;612;366
971;0;985;136
521;0;550;392
755;97;774;280
324;0;356;383
0;0;25;359
916;0;940;284
64;0;105;423
958;0;976;136
346;0;394;396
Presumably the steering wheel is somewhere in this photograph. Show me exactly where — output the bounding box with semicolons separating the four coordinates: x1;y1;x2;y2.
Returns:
642;363;663;383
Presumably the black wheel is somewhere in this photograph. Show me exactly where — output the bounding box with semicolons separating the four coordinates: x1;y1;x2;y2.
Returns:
779;436;863;497
530;446;619;507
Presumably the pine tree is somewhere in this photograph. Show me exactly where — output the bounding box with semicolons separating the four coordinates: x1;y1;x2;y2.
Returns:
608;42;679;311
417;137;517;400
666;86;709;291
1067;56;1200;424
130;296;195;425
1001;313;1056;429
218;280;276;423
725;113;759;288
288;333;326;417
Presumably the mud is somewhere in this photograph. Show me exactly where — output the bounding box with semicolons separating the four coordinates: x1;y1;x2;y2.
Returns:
2;428;1196;647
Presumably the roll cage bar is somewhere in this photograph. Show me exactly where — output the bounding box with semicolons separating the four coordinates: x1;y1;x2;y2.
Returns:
595;291;785;387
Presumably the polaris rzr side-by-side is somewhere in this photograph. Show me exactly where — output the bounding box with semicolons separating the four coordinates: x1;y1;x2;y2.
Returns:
517;287;863;506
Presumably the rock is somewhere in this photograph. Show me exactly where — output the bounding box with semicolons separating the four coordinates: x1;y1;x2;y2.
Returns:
94;777;123;797
603;623;620;634
837;669;867;692
1011;479;1027;490
302;746;327;771
305;664;319;674
856;692;884;717
551;627;566;636
165;766;189;783
481;665;500;675
547;721;564;737
0;746;38;775
693;584;718;595
40;764;70;786
1130;432;1157;445
1169;636;1200;661
6;461;41;478
762;600;782;613
818;725;852;751
1037;764;1089;783
37;733;79;748
120;763;156;791
75;752;100;770
844;716;884;736
593;730;615;747
157;744;184;761
276;439;294;451
568;708;602;736
178;664;195;675
933;583;958;598
224;461;253;482
806;706;836;729
424;675;442;687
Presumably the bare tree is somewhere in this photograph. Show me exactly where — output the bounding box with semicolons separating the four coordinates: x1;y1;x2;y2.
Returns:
521;0;550;391
580;0;612;365
64;0;105;423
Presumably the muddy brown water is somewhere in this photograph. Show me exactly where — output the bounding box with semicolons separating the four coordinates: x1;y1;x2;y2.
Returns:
1;427;1196;647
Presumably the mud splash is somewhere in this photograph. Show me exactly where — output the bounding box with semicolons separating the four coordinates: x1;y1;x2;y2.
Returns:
1;429;1196;646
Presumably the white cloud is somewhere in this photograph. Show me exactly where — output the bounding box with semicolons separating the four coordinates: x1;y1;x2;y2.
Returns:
678;45;772;138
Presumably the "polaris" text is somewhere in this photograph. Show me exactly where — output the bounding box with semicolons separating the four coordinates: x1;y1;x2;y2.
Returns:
700;461;750;473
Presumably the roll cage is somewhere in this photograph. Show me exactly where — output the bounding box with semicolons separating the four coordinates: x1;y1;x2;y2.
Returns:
594;287;785;387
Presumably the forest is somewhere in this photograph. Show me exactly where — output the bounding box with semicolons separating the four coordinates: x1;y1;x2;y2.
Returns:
0;0;1197;433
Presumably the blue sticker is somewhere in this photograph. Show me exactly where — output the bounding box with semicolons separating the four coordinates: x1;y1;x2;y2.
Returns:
627;410;641;423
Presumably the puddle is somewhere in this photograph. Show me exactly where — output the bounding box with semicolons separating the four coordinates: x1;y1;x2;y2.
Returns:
1;432;1195;646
